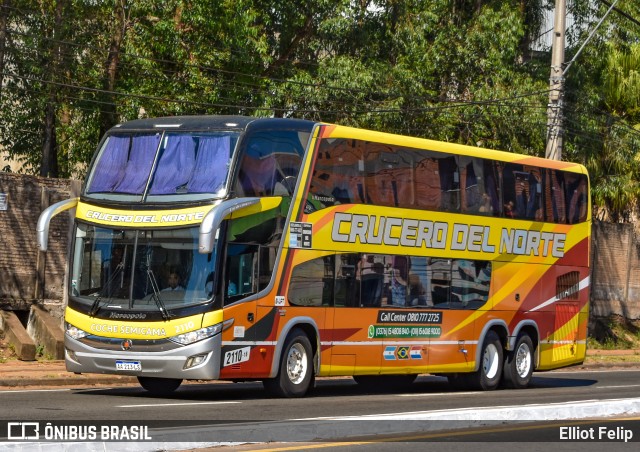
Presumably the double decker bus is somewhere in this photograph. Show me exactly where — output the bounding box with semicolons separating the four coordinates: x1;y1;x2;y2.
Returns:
38;116;590;397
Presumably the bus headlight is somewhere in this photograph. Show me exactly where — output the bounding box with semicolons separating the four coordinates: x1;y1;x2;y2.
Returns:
65;323;88;340
169;323;222;345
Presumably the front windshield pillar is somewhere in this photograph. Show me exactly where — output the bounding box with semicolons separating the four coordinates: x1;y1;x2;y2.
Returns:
127;232;140;310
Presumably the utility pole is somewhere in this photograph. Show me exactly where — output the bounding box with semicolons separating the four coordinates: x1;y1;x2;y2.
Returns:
545;0;621;160
545;0;566;161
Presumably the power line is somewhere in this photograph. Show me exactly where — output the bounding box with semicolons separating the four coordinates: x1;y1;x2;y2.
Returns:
598;0;640;29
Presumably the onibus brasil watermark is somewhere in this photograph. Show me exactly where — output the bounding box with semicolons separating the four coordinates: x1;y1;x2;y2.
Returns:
5;421;151;441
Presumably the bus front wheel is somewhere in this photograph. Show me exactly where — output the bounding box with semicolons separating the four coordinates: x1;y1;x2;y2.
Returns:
263;328;314;398
467;330;503;391
137;376;182;395
502;333;534;389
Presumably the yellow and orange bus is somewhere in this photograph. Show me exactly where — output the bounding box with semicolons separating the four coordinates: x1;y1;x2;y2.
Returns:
38;116;590;396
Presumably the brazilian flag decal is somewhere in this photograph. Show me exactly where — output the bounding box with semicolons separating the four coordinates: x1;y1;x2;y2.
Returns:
397;346;410;360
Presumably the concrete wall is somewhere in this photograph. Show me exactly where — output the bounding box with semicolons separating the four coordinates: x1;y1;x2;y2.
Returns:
591;221;640;319
0;172;80;316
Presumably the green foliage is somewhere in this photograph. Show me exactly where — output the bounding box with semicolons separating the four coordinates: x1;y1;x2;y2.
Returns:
0;0;639;220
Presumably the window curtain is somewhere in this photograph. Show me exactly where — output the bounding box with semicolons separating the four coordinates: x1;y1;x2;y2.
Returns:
113;134;161;194
149;135;197;194
187;136;231;193
87;136;130;193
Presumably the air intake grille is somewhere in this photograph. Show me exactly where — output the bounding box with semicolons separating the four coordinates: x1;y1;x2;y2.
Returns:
556;271;580;301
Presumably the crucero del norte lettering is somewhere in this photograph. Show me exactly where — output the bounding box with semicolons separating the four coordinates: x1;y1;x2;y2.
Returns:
331;212;566;258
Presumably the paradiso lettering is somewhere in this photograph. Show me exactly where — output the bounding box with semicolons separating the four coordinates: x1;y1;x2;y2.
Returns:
331;212;566;258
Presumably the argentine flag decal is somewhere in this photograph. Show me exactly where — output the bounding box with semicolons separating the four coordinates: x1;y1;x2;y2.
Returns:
383;346;396;360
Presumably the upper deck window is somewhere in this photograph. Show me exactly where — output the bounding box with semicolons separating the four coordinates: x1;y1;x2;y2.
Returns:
307;136;588;224
85;131;238;201
87;134;160;195
234;130;309;197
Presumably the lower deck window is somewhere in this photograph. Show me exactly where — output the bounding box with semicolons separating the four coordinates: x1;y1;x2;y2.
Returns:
288;253;491;309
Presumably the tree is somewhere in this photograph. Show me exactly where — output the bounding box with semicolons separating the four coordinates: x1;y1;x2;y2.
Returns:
0;0;638;224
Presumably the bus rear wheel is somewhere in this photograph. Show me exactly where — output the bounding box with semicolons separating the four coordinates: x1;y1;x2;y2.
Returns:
503;334;534;389
263;328;314;398
137;376;182;395
466;330;503;391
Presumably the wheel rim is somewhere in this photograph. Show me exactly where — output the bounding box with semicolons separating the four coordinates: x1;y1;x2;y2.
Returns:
515;342;532;378
483;343;500;379
286;343;307;384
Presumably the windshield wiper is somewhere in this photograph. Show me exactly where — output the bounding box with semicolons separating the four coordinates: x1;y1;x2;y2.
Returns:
89;262;124;317
147;268;171;321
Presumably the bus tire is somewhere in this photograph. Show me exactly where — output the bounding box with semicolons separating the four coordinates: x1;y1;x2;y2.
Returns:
263;328;314;398
503;333;534;389
467;330;503;391
137;376;182;395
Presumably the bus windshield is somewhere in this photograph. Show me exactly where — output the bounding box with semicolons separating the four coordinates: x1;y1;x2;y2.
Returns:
85;131;239;202
71;224;217;314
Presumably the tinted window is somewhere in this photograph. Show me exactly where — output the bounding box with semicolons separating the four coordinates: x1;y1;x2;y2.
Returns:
357;254;386;307
289;255;334;307
548;170;567;223
459;157;501;216
335;253;360;307
224;244;258;304
451;260;491;309
236;130;309;197
307;136;587;225
565;173;588;224
365;145;414;207
325;253;491;310
415;152;459;212
309;139;365;210
430;258;452;307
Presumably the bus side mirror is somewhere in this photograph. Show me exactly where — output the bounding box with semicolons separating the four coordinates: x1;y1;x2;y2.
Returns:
198;198;260;254
37;198;79;252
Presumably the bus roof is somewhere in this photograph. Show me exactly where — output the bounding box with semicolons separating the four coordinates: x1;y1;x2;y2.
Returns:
322;123;588;174
107;115;586;174
108;115;315;133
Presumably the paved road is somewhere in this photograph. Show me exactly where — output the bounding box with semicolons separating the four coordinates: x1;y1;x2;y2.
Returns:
1;369;640;450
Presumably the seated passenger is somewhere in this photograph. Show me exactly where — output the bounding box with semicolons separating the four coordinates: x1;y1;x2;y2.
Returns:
162;271;185;292
391;256;409;306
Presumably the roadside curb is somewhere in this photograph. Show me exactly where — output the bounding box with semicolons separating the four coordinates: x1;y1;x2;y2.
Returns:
0;360;138;388
0;376;137;387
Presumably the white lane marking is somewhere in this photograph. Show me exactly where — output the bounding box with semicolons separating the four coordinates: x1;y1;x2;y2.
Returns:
294;397;640;421
397;391;481;397
117;401;241;408
596;384;640;389
545;369;640;374
0;389;70;394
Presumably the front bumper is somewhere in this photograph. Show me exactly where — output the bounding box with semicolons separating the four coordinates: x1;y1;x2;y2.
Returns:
64;333;222;380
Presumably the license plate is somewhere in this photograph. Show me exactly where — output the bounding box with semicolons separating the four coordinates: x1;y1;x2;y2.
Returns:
115;360;141;371
223;346;250;367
